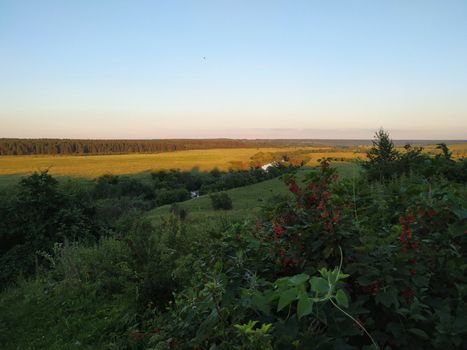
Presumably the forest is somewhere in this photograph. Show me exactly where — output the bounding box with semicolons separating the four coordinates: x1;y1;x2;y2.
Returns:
2;138;442;156
0;131;466;349
0;139;320;156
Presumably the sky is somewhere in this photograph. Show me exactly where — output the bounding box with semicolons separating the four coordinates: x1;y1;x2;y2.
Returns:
1;0;466;139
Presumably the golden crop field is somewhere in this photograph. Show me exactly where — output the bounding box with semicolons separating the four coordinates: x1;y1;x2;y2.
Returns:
0;147;358;178
0;143;464;179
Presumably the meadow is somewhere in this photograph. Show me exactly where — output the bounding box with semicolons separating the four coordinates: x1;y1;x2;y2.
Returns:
1;142;464;188
148;163;359;226
0;147;363;188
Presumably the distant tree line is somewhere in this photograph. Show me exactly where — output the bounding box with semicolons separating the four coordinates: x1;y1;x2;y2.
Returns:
0;139;314;156
2;138;463;156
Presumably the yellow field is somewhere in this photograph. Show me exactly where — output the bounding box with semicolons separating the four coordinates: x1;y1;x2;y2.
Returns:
0;147;356;178
0;143;464;178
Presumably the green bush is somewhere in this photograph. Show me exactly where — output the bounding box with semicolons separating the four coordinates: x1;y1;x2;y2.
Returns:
156;188;190;206
144;159;466;349
210;192;233;210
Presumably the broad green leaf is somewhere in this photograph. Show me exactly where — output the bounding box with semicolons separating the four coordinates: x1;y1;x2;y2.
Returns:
251;293;270;315
335;289;349;308
408;328;429;340
288;274;309;286
310;277;329;294
356;275;378;286
297;295;313;319
452;206;467;220
277;288;297;312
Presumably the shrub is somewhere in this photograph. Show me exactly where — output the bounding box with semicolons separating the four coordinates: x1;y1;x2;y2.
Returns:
210;192;233;210
0;171;98;288
145;159;467;349
170;204;188;220
155;188;190;206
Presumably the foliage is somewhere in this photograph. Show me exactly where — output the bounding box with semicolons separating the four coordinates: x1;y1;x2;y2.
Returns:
363;130;466;182
0;171;98;288
210;192;233;210
1;137;466;349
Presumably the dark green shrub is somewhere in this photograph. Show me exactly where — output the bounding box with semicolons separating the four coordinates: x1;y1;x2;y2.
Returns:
155;188;190;206
0;171;98;288
170;203;188;220
210;192;233;210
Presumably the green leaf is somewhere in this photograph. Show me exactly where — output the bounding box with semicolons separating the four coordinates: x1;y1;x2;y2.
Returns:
297;295;314;319
408;328;429;340
452;206;467;220
448;222;467;238
277;288;297;312
195;309;218;342
310;277;329;294
375;288;398;308
288;274;309;286
251;292;270;315
335;289;349;308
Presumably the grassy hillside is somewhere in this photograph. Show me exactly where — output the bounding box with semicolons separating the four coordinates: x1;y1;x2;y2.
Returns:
147;163;360;225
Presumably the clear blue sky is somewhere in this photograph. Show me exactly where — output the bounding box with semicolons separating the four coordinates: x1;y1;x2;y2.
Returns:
1;0;466;139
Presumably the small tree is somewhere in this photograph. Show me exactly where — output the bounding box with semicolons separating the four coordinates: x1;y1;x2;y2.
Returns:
210;192;233;210
436;143;452;161
363;128;400;181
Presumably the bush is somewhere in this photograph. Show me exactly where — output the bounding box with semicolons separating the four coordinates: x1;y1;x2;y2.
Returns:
209;192;233;210
155;188;190;206
145;159;467;349
0;171;98;288
170;204;188;220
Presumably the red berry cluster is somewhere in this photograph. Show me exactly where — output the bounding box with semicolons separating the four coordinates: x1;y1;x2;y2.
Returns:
398;212;420;302
399;213;418;253
272;217;285;239
363;282;379;296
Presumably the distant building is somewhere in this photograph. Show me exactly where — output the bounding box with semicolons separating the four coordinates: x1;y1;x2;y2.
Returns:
190;191;200;198
261;161;280;171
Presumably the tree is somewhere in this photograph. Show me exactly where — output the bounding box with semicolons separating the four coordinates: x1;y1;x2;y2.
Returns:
209;192;233;210
363;129;400;181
